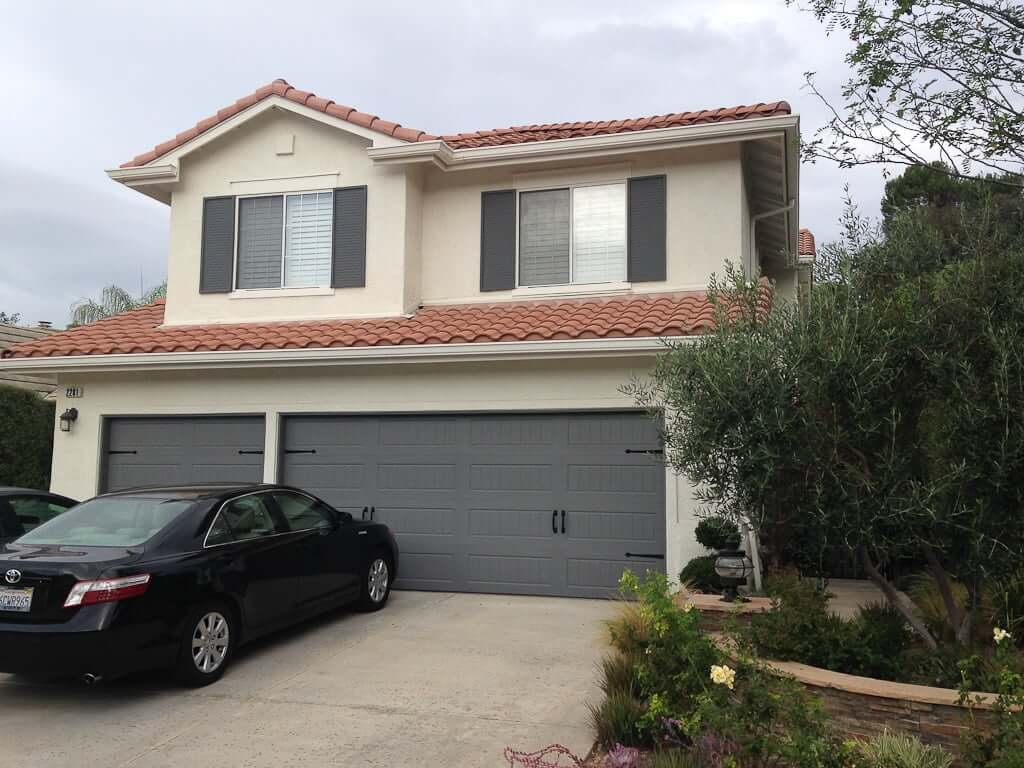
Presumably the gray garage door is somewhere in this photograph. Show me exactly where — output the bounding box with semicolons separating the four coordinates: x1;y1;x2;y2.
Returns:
102;416;266;492
280;412;665;598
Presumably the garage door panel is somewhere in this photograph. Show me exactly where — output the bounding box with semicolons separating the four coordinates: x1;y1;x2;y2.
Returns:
563;509;661;542
567;463;662;494
377;463;456;491
567;413;661;447
566;557;650;595
379;417;457;446
103;416;264;493
470;464;552;491
398;552;459;589
468;508;558;538
470;416;558;446
468;554;555;591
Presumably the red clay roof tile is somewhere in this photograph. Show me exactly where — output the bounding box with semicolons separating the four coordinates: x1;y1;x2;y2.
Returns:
799;228;816;257
119;79;792;168
1;290;769;360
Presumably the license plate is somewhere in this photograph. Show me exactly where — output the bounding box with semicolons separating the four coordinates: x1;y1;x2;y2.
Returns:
0;587;33;613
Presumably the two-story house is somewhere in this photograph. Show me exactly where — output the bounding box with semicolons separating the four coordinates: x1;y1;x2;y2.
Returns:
0;80;812;597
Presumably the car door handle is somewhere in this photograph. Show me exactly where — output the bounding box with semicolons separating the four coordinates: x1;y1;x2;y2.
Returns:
361;506;368;521
561;510;566;534
370;506;375;521
552;510;558;534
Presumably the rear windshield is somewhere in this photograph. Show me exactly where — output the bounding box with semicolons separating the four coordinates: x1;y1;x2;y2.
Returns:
16;496;194;547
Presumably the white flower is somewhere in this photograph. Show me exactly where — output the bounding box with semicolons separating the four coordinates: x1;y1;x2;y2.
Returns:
682;601;695;613
994;627;1012;644
710;664;736;690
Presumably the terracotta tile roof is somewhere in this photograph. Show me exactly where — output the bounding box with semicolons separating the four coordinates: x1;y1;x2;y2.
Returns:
438;102;791;149
798;228;816;257
2;292;740;359
120;79;791;168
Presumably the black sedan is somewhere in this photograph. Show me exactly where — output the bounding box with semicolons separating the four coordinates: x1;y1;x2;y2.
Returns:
0;487;78;543
0;483;398;686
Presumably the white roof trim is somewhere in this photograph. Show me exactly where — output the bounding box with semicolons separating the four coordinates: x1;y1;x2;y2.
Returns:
369;114;799;171
0;336;694;374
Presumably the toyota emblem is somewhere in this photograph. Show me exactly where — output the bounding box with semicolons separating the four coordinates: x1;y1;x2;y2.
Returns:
4;569;21;585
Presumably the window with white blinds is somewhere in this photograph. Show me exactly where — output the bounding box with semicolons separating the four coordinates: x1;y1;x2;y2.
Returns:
235;191;333;289
572;184;626;284
517;182;626;288
283;191;333;287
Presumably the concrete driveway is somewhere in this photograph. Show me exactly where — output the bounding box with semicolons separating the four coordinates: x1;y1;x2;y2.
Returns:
0;591;615;767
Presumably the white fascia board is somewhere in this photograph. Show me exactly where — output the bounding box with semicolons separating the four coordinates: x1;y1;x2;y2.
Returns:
368;115;800;170
105;164;179;185
0;336;696;374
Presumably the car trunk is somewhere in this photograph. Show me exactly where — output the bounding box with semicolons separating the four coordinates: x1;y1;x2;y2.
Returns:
0;544;144;624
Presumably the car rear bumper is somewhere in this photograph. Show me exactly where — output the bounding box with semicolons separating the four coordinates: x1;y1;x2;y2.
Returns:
0;621;177;679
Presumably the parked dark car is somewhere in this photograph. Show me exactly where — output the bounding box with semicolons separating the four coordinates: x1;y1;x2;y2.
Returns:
0;483;398;686
0;487;78;543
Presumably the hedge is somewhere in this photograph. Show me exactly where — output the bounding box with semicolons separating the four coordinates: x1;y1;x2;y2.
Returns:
0;384;55;489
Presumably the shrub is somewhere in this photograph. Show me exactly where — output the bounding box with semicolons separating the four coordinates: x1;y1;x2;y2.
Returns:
746;579;913;680
605;602;652;657
599;652;642;699
988;571;1024;646
590;690;645;750
857;731;953;768
694;517;741;552
646;748;701;768
0;385;55;489
960;635;1024;768
679;556;722;593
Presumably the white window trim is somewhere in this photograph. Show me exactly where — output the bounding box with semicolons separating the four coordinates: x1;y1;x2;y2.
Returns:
514;178;629;289
232;189;334;294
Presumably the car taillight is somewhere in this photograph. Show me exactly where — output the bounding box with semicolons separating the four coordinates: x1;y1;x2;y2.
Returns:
63;574;151;608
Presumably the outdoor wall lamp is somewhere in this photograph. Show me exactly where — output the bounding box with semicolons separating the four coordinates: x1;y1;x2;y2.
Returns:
713;549;753;603
59;408;79;433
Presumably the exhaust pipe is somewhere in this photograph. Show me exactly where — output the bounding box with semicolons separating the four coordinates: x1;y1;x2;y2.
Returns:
81;673;102;686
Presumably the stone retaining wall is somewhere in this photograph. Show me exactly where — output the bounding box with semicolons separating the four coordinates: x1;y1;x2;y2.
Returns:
686;595;998;752
770;660;997;751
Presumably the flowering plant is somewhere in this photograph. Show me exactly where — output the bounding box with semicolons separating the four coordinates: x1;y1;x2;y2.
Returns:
710;664;736;690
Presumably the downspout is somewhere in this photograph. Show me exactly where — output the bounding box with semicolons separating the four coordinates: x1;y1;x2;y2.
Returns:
749;198;796;274
742;199;793;595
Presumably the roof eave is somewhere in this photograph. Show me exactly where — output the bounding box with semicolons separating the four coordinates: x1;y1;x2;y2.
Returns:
0;336;695;374
368;114;800;170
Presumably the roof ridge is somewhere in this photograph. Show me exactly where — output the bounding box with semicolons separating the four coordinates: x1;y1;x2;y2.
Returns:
119;80;793;168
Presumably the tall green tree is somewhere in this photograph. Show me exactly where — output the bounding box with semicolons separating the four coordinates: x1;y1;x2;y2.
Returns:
796;0;1024;185
629;199;1024;649
69;282;166;327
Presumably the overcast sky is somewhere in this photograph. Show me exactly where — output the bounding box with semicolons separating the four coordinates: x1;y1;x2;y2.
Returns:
0;0;886;328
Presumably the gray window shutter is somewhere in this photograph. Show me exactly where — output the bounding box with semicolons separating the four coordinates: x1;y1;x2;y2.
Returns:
480;190;516;292
236;196;284;289
331;186;367;288
627;175;667;283
200;196;236;293
518;188;570;287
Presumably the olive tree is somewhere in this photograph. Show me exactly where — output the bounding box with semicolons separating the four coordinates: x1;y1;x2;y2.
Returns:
629;202;1024;649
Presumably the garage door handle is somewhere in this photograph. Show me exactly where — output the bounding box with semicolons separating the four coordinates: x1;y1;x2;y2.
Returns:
561;510;566;534
284;449;317;455
107;450;137;455
625;552;665;560
237;450;263;455
552;510;558;534
624;449;664;455
370;506;375;521
361;506;368;520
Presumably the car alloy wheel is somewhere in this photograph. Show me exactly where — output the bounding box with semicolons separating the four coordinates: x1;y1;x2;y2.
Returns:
191;610;230;674
368;557;389;603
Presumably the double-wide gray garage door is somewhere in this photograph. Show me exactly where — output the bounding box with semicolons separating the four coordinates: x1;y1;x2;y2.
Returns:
102;416;265;492
281;412;665;598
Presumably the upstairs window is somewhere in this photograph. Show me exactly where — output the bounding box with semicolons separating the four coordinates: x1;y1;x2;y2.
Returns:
236;191;333;289
518;182;626;287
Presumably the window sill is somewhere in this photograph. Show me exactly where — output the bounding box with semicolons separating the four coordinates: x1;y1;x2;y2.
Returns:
229;286;336;300
509;282;632;300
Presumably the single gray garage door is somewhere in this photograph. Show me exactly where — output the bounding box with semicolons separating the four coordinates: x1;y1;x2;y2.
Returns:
102;416;266;492
280;412;665;598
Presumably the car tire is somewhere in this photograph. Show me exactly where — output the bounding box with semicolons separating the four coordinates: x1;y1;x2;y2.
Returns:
356;551;392;612
174;601;236;687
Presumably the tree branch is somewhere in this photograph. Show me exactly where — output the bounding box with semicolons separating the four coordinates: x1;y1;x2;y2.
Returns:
859;546;938;650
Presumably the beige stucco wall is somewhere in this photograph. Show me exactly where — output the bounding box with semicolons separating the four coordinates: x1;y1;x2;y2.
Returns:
161;112;748;324
50;358;703;581
418;144;745;304
164;108;416;325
